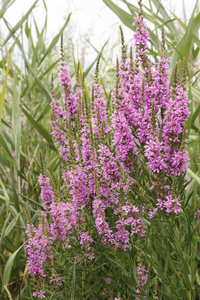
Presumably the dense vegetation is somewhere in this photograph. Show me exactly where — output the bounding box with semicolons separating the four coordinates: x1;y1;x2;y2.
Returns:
0;0;199;299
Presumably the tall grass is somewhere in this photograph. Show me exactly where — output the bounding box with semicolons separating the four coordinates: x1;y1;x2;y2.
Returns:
0;0;71;298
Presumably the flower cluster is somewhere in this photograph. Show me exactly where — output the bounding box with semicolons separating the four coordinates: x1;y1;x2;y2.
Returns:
26;0;190;298
135;265;148;298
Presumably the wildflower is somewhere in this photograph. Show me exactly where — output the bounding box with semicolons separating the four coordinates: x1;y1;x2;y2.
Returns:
157;194;181;214
87;252;95;260
38;174;54;211
33;290;45;298
149;208;157;219
135;266;148;296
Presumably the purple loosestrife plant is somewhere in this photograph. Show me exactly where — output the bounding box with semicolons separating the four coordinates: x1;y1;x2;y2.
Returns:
26;1;191;298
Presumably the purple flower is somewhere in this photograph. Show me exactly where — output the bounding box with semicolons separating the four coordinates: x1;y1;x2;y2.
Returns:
38;174;54;210
36;290;45;298
135;265;148;295
144;137;167;173
157;194;181;214
149;208;157;219
59;60;78;119
92;83;109;139
133;15;149;65
112;110;137;168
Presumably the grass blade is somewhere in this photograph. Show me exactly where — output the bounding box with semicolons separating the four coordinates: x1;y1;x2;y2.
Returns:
22;108;55;150
2;0;39;46
169;1;197;82
0;0;15;16
2;243;24;292
102;0;134;30
187;168;200;185
0;50;12;122
40;13;72;64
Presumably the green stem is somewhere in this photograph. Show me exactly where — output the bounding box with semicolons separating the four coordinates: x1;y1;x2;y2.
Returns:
4;286;13;300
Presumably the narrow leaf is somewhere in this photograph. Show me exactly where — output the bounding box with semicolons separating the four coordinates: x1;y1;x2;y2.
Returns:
2;243;24;291
187;168;200;185
0;50;11;122
22;108;55;149
40;13;72;64
3;0;39;45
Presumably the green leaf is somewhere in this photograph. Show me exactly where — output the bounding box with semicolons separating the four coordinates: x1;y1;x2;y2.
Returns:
21;58;52;103
22;108;55;150
0;213;20;252
2;243;25;291
2;27;52;104
191;86;200;103
4;285;13;300
12;69;22;162
187;168;200;185
103;0;134;30
3;0;39;46
192;104;200;123
1;118;12;128
0;213;10;252
169;2;197;81
151;0;177;33
40;13;72;64
0;156;10;168
0;0;15;16
83;39;109;79
0;132;13;158
169;10;200;53
0;49;12;122
19;193;43;208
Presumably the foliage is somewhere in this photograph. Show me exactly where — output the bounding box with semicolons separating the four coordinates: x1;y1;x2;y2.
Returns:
0;0;199;299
